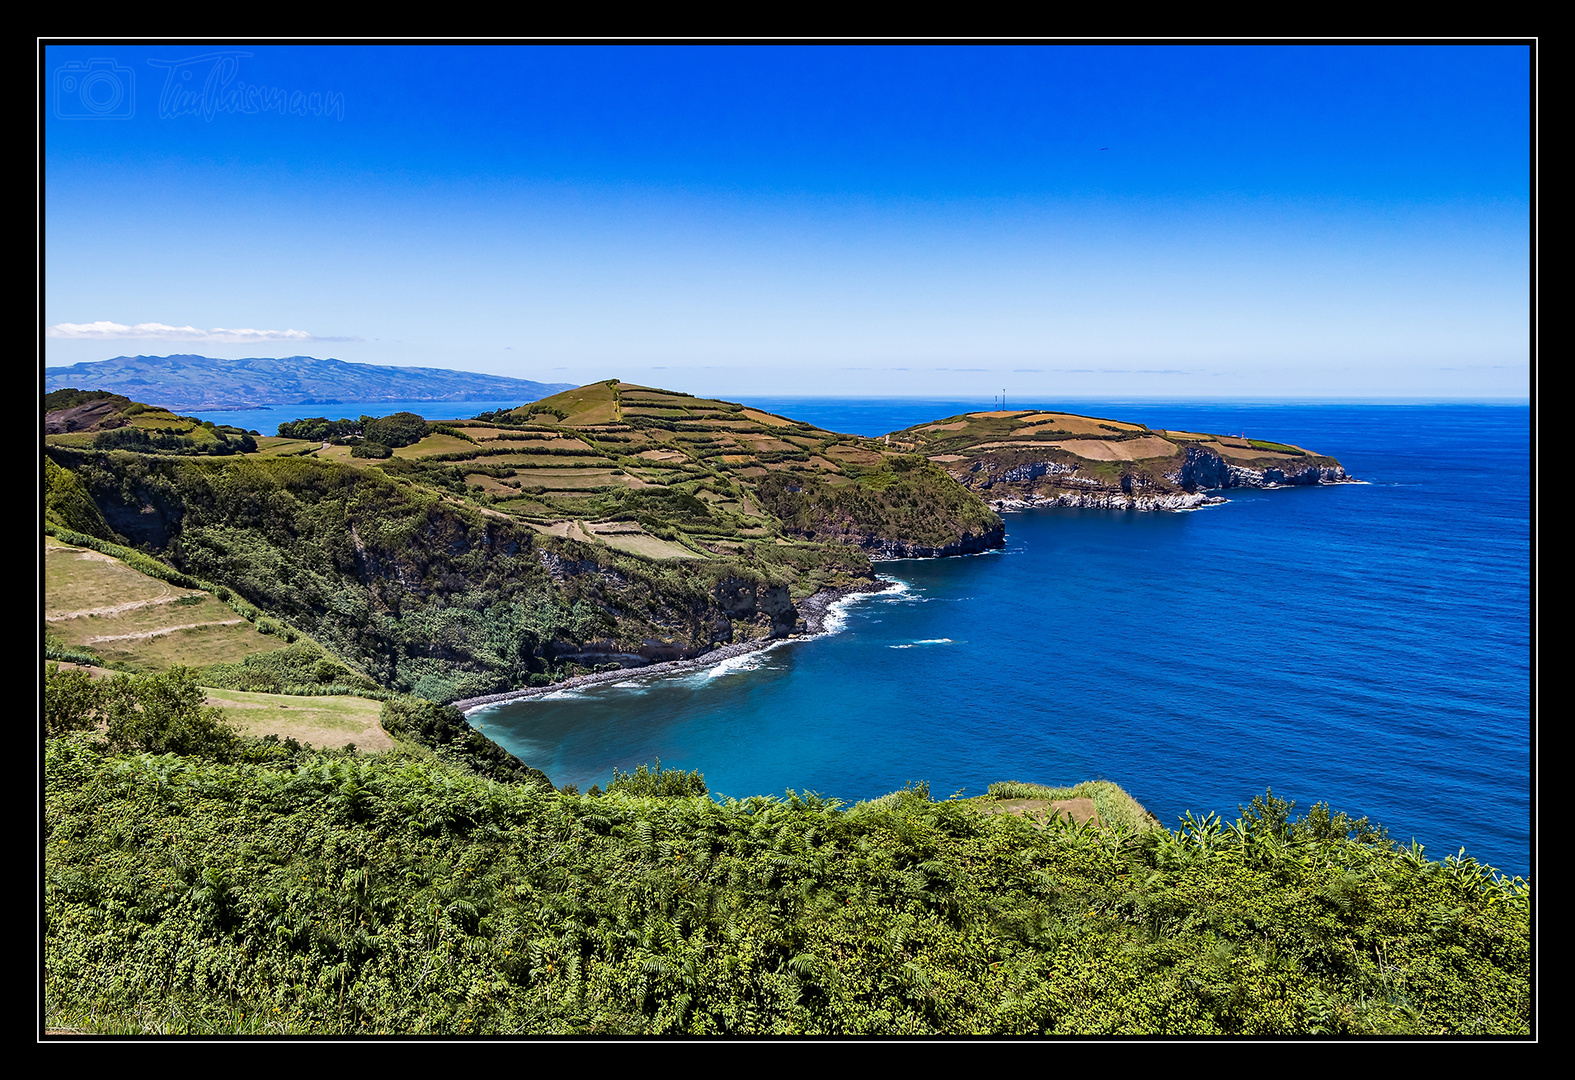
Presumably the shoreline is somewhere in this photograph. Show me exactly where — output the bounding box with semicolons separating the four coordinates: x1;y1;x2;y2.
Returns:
455;578;898;715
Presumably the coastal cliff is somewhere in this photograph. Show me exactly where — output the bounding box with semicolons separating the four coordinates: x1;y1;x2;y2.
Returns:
43;381;1005;701
44;384;1351;705
884;410;1349;511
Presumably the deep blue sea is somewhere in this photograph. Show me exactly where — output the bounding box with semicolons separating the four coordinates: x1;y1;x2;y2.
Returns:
189;396;1532;876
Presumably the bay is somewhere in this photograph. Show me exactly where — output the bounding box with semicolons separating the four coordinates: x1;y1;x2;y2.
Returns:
466;399;1532;877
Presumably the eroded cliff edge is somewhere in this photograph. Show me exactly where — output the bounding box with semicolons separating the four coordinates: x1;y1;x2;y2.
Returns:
884;410;1349;512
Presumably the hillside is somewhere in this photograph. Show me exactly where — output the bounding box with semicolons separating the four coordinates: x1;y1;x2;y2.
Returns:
890;410;1349;511
38;382;1367;705
43;355;575;412
462;381;1005;558
42;382;1002;703
44;389;260;454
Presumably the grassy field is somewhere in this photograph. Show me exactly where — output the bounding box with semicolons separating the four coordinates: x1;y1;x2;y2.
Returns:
390;432;479;458
595;531;704;560
201;687;392;751
45;536;288;673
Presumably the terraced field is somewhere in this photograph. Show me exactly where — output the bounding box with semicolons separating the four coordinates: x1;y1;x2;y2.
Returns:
45;533;394;752
322;380;998;561
888;408;1346;507
45;536;288;673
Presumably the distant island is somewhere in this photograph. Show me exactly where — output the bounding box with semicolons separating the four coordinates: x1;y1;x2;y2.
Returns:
42;354;576;412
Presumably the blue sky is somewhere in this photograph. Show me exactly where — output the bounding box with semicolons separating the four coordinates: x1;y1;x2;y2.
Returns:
43;44;1532;398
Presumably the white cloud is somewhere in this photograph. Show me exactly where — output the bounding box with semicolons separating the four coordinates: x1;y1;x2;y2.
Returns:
45;321;360;343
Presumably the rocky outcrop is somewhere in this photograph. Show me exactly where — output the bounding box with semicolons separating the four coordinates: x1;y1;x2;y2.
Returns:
990;492;1225;512
969;443;1350;514
1169;445;1348;492
859;523;1007;559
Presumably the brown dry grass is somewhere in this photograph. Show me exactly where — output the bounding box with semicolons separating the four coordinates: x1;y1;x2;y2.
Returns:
1210;442;1299;461
741;408;793;427
824;444;884;465
1048;436;1180;462
45;538;288;673
596;532;702;560
736;435;799;453
972;797;1100;825
203;688;393;752
1020;413;1145;436
518;468;648;490
465;473;520;496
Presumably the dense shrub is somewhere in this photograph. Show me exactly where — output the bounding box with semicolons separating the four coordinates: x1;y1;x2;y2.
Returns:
379;697;554;790
362;412;428;449
45;664;240;760
606;759;708;798
43;741;1531;1036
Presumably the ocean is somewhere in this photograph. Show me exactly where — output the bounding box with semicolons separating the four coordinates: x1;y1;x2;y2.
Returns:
460;399;1533;877
186;395;1532;875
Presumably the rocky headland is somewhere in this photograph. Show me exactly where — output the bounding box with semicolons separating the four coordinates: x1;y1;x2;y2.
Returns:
883;410;1350;512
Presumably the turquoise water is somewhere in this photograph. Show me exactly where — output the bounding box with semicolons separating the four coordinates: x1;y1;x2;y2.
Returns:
469;401;1531;875
271;397;1531;876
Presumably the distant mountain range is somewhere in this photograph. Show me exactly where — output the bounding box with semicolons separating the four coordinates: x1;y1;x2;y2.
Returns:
42;355;576;412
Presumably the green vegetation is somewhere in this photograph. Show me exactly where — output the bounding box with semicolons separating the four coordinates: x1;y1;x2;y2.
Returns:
984;780;1160;834
40;381;1008;702
756;456;1001;553
378;697;553;789
41;382;1521;1036
45;665;241;760
43;677;1528;1034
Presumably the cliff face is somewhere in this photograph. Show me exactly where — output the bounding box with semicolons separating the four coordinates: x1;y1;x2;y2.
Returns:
1170;444;1349;491
883;410;1350;513
43;446;873;700
752;462;1006;559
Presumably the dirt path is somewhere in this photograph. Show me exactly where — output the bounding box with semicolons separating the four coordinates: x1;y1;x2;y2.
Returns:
85;620;247;644
48;594;193;620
